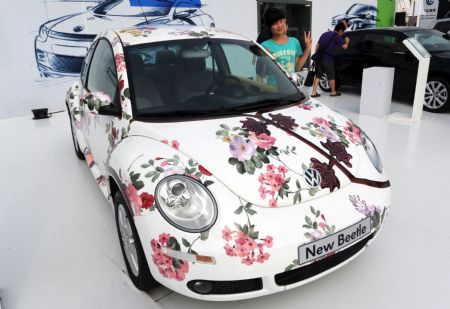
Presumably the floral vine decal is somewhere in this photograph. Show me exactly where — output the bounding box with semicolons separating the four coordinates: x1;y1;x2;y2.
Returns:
349;195;383;229
297;100;321;110
301;116;361;148
285;206;336;271
310;158;341;192
124;142;214;216
119;27;155;37
168;29;216;38
151;231;209;281
222;201;273;265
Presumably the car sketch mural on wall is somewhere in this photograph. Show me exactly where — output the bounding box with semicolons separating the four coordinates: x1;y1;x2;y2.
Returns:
331;3;378;30
35;0;214;77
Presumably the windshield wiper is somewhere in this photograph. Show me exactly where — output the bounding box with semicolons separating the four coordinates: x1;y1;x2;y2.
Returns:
226;98;301;112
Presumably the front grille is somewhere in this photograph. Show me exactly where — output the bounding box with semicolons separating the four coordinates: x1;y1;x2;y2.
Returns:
47;53;84;74
49;30;96;42
275;234;373;286
187;278;263;295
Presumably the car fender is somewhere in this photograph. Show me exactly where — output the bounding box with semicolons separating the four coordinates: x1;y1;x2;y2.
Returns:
106;135;217;218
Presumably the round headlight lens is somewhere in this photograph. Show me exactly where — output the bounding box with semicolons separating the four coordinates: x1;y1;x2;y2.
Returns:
360;131;383;173
155;175;217;233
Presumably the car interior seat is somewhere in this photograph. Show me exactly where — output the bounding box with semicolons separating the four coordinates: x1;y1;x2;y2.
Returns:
175;49;214;104
128;54;164;111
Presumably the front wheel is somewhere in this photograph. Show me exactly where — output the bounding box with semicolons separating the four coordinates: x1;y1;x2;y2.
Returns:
114;191;159;291
424;77;450;113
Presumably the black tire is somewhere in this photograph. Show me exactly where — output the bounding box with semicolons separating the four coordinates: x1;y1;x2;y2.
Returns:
68;110;85;160
114;191;159;291
423;77;450;113
318;73;340;93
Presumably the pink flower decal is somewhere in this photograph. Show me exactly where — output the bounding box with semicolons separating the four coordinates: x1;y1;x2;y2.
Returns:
115;53;126;72
343;121;362;144
303;206;336;240
151;234;189;281
312;117;332;128
222;227;272;266
258;164;288;207
224;203;273;265
249;132;276;150
229;136;256;162
298;103;312;110
162;139;180;150
198;165;212;176
125;182;142;216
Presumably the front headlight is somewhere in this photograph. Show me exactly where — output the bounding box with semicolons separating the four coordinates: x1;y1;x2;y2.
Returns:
155;175;217;233
39;25;49;40
360;131;383;173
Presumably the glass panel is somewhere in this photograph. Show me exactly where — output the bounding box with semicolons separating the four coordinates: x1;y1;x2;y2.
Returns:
87;40;117;104
126;39;302;118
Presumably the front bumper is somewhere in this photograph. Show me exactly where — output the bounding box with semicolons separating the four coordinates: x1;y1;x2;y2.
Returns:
34;34;93;77
134;179;390;301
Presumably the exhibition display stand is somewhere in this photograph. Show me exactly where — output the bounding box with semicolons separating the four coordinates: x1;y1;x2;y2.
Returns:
360;67;395;117
389;38;431;123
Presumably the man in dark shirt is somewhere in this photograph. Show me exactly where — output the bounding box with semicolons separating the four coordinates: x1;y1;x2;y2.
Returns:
311;23;349;97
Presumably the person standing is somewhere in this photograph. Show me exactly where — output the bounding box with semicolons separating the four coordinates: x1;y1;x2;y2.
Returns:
260;8;312;80
311;23;349;97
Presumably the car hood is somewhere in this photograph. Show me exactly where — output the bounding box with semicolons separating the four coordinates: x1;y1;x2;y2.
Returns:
430;50;450;59
128;100;371;207
332;14;361;21
48;11;157;36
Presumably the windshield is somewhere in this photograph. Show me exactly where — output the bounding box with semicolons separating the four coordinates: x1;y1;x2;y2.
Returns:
404;29;450;52
125;38;303;118
93;1;172;17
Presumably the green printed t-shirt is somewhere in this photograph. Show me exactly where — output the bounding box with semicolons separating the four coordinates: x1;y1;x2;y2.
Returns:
261;37;302;84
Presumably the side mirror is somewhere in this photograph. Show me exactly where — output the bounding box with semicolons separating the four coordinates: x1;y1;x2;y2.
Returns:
98;104;122;117
83;92;121;117
174;10;193;20
290;72;302;87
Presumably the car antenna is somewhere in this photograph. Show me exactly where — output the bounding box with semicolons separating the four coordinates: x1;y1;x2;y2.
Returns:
137;0;149;24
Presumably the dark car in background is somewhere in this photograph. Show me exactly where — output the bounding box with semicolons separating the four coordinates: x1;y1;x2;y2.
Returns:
331;3;377;30
319;28;450;113
433;18;450;35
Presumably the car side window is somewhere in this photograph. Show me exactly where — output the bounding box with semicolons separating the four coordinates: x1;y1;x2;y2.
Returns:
86;39;118;104
364;34;401;52
347;34;365;49
81;41;98;87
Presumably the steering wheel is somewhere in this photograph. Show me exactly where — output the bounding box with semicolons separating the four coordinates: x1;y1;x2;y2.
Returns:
205;75;242;95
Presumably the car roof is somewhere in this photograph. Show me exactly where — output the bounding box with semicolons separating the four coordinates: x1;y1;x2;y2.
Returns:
346;27;440;37
113;25;251;46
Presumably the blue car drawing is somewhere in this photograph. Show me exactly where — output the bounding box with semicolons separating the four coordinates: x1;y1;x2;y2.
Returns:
35;0;214;77
331;3;378;30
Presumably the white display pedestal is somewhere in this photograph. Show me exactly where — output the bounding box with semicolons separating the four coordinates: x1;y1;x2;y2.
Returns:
360;67;395;117
388;38;431;124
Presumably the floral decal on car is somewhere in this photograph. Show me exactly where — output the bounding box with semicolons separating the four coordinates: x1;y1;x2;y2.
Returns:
301;116;361;148
151;231;209;281
297;100;321;110
349;195;383;229
222;201;273;265
124;143;214;216
285;207;336;271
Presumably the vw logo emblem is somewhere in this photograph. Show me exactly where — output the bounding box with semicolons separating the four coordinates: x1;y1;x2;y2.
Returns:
304;168;322;188
426;0;434;5
73;25;84;32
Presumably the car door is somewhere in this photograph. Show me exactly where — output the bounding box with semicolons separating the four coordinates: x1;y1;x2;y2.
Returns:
80;38;120;179
362;32;417;94
333;32;367;87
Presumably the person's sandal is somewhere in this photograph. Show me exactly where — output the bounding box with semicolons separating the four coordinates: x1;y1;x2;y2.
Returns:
330;92;341;97
311;93;321;98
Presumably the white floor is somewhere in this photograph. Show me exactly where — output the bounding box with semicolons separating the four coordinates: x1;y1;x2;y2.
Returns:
1;88;449;309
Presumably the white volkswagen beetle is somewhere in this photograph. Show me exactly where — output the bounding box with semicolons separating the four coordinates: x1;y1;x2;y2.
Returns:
66;25;391;301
